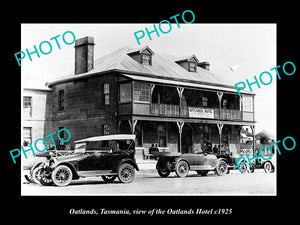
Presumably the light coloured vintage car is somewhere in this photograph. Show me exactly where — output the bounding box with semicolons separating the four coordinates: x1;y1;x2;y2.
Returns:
155;151;228;178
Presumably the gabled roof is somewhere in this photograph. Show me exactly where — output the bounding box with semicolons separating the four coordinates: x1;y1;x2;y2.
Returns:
46;46;253;95
175;54;199;63
127;45;154;55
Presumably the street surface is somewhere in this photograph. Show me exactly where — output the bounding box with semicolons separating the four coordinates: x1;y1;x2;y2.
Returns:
21;164;276;195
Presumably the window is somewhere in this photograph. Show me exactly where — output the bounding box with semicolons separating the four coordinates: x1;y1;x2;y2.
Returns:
142;54;151;65
58;127;66;149
102;124;110;135
133;82;150;102
189;62;197;72
202;97;208;107
58;90;65;110
23;96;32;117
23;127;32;146
119;83;132;103
103;83;110;105
242;96;253;112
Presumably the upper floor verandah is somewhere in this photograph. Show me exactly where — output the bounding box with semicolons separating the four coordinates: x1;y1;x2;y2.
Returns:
117;78;255;122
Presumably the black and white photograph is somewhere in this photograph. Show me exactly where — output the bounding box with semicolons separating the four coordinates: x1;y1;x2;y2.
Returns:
4;4;298;221
20;23;277;195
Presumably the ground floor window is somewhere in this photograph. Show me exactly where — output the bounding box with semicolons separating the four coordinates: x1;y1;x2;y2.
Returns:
102;124;110;135
58;127;66;149
23;127;32;146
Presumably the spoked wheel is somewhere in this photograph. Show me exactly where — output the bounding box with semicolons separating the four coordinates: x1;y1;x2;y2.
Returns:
157;169;170;177
37;167;53;186
118;163;135;183
101;175;117;183
175;160;189;178
32;166;42;184
264;161;274;173
215;160;228;176
239;163;247;173
51;165;73;187
24;174;34;183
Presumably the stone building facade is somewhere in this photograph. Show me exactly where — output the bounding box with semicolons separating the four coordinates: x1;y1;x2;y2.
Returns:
23;36;256;158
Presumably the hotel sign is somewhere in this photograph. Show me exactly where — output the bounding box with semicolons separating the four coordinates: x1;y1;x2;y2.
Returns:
188;107;214;119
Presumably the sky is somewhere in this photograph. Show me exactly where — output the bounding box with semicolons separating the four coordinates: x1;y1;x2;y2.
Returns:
21;23;276;135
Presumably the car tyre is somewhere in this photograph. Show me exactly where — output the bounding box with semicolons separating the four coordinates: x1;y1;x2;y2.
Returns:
175;160;189;178
51;165;73;187
118;163;135;183
101;175;117;183
247;164;255;173
215;160;228;176
32;166;42;184
263;161;273;173
239;163;247;173
157;169;170;177
37;167;54;186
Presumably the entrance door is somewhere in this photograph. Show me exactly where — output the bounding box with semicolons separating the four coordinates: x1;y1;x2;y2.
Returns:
181;125;193;153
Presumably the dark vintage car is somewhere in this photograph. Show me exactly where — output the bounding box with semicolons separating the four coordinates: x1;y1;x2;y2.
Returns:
155;151;228;178
37;134;139;186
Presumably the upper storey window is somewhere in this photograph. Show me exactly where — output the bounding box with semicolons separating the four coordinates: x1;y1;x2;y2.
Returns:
175;55;199;72
127;46;154;66
142;54;151;65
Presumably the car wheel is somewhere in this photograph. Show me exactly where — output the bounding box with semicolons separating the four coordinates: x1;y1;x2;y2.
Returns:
247;165;255;173
37;167;54;186
101;175;117;183
51;165;73;187
215;160;228;176
32;166;42;184
118;163;135;183
24;175;34;183
239;163;247;173
175;160;189;178
264;161;273;173
157;169;170;177
196;170;209;176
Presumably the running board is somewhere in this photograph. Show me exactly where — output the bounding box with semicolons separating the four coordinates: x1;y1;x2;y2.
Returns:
190;165;214;170
78;170;117;177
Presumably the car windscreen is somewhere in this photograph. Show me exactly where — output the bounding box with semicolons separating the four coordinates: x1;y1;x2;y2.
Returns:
85;140;134;152
74;143;86;153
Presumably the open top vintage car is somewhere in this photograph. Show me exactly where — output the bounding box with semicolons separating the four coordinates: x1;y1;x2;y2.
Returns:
37;134;139;186
155;151;228;178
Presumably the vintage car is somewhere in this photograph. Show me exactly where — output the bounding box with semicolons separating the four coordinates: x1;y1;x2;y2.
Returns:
23;151;50;184
252;156;275;173
155;151;228;178
37;134;139;186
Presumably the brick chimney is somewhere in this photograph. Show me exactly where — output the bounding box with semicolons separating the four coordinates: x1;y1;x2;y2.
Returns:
198;61;210;71
74;36;95;74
